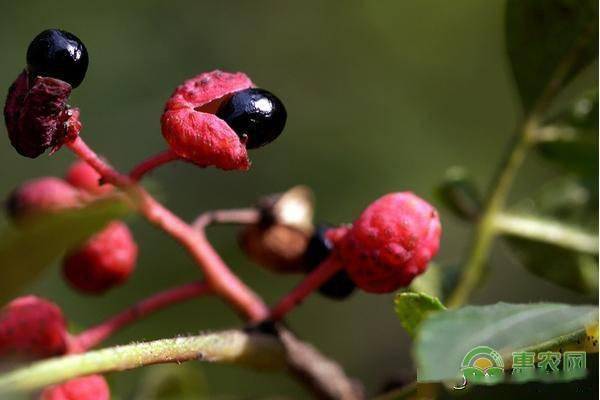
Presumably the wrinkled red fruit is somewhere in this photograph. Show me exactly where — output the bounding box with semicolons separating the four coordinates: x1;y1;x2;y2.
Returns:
6;177;82;222
161;70;254;170
4;71;78;158
338;192;441;293
66;160;113;195
0;296;68;359
62;221;138;294
40;375;110;400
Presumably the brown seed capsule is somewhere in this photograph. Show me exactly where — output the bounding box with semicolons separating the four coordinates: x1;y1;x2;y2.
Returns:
257;185;314;231
239;224;310;273
239;186;315;273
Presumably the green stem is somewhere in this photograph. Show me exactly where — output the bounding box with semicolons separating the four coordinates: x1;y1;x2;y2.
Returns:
446;122;534;308
445;13;595;309
494;212;599;254
0;330;285;395
530;125;579;143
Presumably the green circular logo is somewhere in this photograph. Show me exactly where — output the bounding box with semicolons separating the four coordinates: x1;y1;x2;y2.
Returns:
460;346;504;384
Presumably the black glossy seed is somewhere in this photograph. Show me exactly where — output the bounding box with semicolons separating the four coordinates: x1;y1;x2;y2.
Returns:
304;225;356;300
304;225;334;269
26;29;89;88
216;88;287;149
318;270;356;300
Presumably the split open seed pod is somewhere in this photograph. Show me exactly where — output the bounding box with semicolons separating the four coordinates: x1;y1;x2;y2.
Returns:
239;186;315;273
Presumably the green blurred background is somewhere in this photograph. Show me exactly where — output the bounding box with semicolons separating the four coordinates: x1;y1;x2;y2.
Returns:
0;0;595;398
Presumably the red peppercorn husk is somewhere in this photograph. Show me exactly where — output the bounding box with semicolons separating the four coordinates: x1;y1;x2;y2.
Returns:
40;374;110;400
56;107;82;152
6;177;83;223
0;296;68;360
3;72;29;148
4;71;76;158
161;70;254;170
338;192;442;293
62;221;138;294
66;160;113;196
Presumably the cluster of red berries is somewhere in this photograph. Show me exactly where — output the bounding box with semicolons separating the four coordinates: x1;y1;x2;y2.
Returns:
1;163;134;395
7;161;138;294
1;162;132;399
1;27;442;399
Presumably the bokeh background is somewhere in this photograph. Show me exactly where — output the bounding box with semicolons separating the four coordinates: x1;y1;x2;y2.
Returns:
0;0;597;398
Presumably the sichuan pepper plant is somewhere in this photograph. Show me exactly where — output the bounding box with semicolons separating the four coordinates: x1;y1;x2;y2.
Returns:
0;1;598;399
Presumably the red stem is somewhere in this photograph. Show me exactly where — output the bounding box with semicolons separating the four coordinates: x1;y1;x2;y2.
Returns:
72;281;210;351
270;258;343;321
66;137;131;187
129;149;180;181
66;137;269;322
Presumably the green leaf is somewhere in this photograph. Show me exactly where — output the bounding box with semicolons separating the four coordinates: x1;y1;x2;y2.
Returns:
505;0;598;113
496;213;598;254
0;197;131;303
415;303;598;382
506;177;598;294
394;291;445;338
537;89;599;177
435;166;481;221
508;237;598;295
